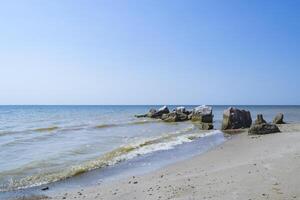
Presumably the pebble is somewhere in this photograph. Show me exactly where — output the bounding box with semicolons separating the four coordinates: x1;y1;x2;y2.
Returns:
41;186;49;191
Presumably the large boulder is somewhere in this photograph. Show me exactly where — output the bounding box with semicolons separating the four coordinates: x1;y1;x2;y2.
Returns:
254;114;267;125
147;106;170;118
162;111;188;122
158;105;169;113
248;123;280;135
162;112;178;122
190;105;213;123
174;106;186;113
161;113;175;122
221;107;252;130
173;106;191;115
273;113;285;124
135;106;170;119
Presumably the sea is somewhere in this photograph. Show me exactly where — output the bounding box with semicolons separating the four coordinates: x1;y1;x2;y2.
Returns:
0;105;300;197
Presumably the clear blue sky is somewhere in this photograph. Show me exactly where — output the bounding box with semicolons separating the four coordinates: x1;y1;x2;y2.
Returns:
0;0;299;105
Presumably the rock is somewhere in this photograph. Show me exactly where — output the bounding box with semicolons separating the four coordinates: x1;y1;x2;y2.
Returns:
193;105;212;115
162;112;188;122
177;112;188;121
41;186;49;191
174;106;191;115
134;114;147;118
162;112;178;122
190;105;213;123
174;106;186;113
254;114;267;125
162;106;190;122
248;123;280;135
146;106;170;118
158;105;169;113
146;108;158;118
221;107;252;130
273;113;285;124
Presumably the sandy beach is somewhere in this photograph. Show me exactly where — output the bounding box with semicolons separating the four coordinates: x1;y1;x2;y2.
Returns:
34;124;299;200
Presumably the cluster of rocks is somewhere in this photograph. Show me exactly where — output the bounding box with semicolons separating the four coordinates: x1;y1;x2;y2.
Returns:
248;113;284;135
220;107;285;135
135;105;213;130
135;106;286;135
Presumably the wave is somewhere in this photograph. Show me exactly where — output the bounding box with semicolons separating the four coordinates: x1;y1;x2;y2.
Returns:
0;126;61;137
0;120;160;137
95;119;161;129
0;127;221;192
33;126;59;132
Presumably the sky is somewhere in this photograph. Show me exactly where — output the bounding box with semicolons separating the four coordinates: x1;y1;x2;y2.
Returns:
0;0;299;105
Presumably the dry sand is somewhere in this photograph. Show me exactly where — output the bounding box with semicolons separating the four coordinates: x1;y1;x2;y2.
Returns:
40;124;300;200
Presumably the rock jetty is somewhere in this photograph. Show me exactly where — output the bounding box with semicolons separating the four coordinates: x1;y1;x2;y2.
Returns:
135;105;213;130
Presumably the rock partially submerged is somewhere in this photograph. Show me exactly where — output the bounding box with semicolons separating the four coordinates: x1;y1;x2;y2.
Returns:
135;106;170;119
254;114;267;125
222;107;252;130
161;106;190;122
150;106;170;118
173;106;190;115
190;105;213;123
135;105;213;125
273;113;285;124
135;114;147;118
161;112;188;122
248;123;280;135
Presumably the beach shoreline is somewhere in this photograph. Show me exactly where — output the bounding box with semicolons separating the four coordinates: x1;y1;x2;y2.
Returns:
24;123;300;200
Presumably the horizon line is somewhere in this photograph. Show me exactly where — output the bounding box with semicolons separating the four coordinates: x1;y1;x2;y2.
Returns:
0;104;299;106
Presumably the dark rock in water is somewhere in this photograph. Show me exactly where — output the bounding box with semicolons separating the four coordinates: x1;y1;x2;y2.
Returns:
177;112;188;121
173;106;191;115
193;105;212;115
174;106;186;113
254;114;267;125
273;113;285;124
146;108;158;118
162;106;191;122
162;112;188;122
41;186;49;191
135;106;170;119
148;106;170;118
134;114;147;118
248;123;280;135
158;105;169;113
221;107;252;130
162;112;178;122
190;105;213;123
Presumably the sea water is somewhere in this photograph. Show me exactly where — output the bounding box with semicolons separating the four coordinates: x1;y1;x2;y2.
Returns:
0;105;299;192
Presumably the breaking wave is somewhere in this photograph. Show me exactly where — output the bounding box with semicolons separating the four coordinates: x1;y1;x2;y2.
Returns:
0;126;221;192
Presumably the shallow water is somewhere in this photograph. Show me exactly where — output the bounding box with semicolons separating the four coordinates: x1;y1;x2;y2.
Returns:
0;105;299;192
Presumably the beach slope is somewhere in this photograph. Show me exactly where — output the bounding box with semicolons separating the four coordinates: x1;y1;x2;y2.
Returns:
49;124;300;200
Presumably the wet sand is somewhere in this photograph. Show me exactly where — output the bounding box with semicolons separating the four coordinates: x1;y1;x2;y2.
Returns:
25;124;300;200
